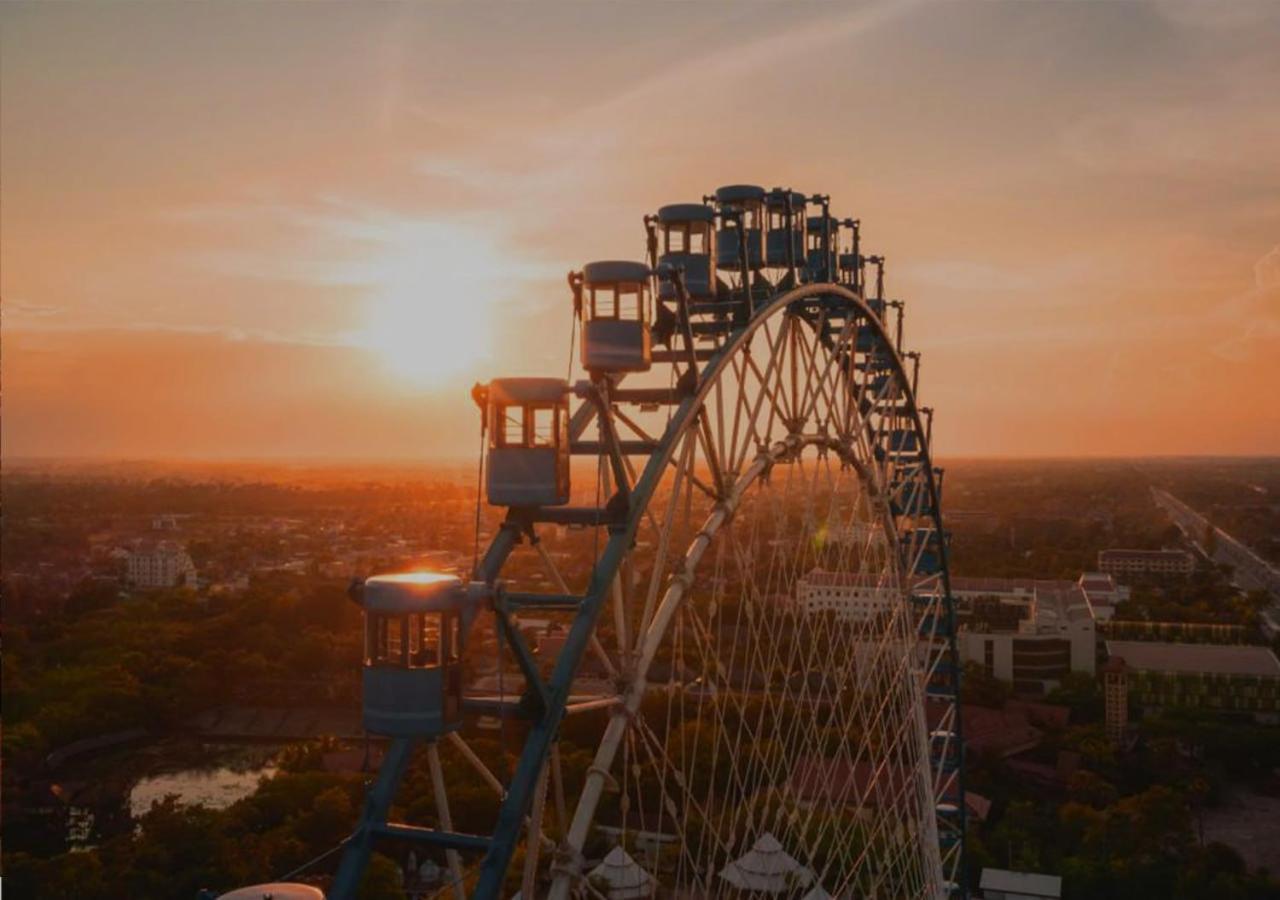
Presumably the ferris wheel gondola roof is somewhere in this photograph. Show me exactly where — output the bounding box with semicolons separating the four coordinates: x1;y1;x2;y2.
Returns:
358;572;464;613
582;260;651;285
657;203;715;224
217;885;324;900
487;377;568;405
713;183;766;204
765;188;808;208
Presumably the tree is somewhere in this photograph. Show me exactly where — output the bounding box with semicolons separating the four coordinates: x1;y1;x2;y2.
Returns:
960;662;1010;709
358;852;408;900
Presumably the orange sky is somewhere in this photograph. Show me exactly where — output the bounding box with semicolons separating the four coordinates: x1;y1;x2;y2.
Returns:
3;2;1278;460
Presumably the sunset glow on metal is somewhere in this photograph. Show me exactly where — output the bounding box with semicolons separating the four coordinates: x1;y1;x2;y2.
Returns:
2;4;1279;900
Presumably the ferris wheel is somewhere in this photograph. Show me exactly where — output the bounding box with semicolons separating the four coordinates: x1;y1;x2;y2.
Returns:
305;184;963;900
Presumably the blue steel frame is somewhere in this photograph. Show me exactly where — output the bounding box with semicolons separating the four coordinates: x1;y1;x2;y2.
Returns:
328;206;965;900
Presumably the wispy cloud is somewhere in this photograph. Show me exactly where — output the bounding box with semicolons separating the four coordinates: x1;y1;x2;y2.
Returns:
2;302;63;320
1213;244;1280;361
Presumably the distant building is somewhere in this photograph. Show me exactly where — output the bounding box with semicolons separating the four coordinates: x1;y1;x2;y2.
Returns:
1102;656;1129;747
980;868;1062;900
127;541;197;589
796;569;897;622
1098;548;1194;577
1104;640;1280;720
1076;572;1128;622
951;577;1096;694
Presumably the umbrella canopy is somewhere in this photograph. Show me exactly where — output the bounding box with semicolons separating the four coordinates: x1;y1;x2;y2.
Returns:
718;832;814;894
587;846;654;899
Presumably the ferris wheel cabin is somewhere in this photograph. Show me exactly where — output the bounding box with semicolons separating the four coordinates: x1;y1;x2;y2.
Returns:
484;377;570;507
712;184;765;271
806;214;839;282
354;573;470;738
655;204;716;300
838;250;861;285
578;260;653;374
764;188;806;269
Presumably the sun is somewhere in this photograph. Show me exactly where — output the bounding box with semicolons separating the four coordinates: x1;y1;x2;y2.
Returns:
350;220;511;386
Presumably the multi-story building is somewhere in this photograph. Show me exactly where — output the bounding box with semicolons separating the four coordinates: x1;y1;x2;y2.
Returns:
127;541;197;589
1104;640;1280;721
951;577;1096;695
795;569;898;622
1102;656;1129;746
1098;548;1194;577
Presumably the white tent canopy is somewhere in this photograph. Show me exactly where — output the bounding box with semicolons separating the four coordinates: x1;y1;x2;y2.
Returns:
587;846;655;899
718;832;815;894
801;886;834;900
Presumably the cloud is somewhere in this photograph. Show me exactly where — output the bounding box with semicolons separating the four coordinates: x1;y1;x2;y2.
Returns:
1212;244;1280;362
2;303;63;319
1256;244;1280;289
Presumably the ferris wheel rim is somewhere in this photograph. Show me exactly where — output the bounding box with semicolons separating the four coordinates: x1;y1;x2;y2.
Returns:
548;431;910;896
524;282;947;896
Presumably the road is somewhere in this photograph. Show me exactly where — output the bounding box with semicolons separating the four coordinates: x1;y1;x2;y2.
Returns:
1152;487;1280;636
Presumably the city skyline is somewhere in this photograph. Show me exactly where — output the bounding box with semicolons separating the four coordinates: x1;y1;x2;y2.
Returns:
3;1;1279;460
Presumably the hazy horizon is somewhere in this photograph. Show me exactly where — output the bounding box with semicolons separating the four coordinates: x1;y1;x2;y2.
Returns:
4;1;1278;460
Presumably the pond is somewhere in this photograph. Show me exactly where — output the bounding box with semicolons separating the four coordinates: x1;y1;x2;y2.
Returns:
128;746;279;819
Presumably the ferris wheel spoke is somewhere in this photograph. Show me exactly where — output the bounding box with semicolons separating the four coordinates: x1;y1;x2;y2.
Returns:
328;188;963;900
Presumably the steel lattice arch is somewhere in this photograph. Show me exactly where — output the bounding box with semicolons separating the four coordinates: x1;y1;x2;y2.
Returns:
316;184;965;900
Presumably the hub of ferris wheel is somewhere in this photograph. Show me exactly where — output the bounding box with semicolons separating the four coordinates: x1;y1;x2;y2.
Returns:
228;185;966;900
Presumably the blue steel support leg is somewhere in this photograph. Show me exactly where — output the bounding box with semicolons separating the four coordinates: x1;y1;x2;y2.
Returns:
329;737;417;900
471;536;627;898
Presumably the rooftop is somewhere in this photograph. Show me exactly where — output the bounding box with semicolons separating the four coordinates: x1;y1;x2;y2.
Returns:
1099;548;1192;561
980;867;1062;898
950;576;1075;594
1105;641;1280;678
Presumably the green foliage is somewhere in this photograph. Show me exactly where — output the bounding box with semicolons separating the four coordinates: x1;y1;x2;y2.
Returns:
2;767;367;900
2;573;362;765
358;852;407;900
1046;672;1104;723
960;662;1010;708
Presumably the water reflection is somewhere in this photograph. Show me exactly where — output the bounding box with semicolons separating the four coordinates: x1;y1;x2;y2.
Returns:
129;747;278;819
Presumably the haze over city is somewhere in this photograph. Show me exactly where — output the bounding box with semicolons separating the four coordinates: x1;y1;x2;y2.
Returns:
4;1;1278;461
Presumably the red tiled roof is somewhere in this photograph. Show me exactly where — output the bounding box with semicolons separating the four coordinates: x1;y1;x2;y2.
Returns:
788;755;916;809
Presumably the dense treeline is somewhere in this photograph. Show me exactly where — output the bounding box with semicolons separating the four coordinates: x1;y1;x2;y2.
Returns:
942;460;1176;579
3;574;363;767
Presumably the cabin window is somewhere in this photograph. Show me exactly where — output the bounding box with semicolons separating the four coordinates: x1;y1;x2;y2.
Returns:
590;287;616;319
616;282;642;320
665;224;707;255
497;406;526;448
529;406;557;448
665;226;688;254
689;226;708;254
493;403;560;448
368;614;408;666
589;284;645;321
409;612;443;668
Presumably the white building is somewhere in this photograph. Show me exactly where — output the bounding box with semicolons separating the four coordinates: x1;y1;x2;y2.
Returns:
796;569;899;622
952;577;1096;694
127;541;197;589
980;868;1062;900
1098;548;1194;577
